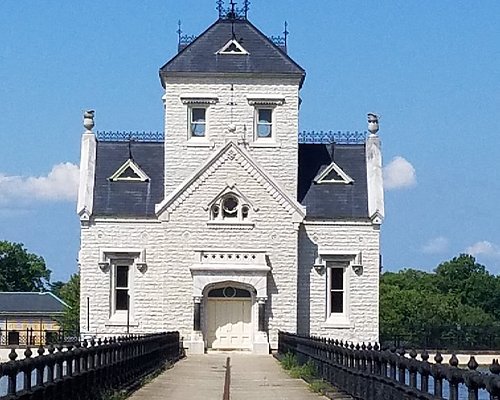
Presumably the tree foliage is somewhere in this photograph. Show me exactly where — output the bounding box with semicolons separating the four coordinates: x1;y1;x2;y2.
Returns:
0;241;51;291
380;254;500;349
53;274;80;333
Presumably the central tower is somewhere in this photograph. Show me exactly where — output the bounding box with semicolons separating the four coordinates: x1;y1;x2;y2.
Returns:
159;4;305;197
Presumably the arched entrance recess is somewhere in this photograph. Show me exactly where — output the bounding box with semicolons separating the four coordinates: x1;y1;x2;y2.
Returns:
204;282;254;350
188;249;270;354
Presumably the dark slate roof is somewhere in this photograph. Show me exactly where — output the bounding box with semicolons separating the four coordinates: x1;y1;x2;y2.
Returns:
93;141;164;217
0;292;66;314
298;144;369;219
160;19;305;86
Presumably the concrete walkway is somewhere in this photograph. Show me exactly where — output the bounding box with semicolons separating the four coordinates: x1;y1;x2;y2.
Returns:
129;353;328;400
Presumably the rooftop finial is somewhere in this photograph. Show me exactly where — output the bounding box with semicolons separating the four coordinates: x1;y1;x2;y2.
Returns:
217;0;249;20
83;110;95;134
367;113;380;136
217;0;225;18
243;0;250;18
284;21;289;48
177;20;182;47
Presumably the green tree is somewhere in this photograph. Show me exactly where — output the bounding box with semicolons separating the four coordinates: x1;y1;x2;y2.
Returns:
0;241;51;291
380;254;500;349
57;274;80;333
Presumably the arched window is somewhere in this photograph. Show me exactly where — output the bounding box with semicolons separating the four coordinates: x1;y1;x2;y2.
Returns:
210;193;251;222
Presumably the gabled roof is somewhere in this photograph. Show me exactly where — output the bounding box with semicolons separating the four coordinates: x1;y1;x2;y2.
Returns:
93;141;164;218
298;144;369;219
155;141;305;222
0;292;67;315
160;19;305;87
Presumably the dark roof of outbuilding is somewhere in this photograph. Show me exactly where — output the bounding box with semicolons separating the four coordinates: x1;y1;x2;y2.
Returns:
298;144;369;219
93;141;164;218
0;292;66;314
160;19;305;86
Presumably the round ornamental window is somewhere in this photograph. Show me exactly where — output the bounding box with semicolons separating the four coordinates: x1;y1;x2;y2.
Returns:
222;196;238;215
223;286;236;298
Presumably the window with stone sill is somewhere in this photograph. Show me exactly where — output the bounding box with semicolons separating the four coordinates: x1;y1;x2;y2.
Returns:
210;193;251;222
189;107;207;138
255;108;273;140
110;260;133;320
325;261;350;325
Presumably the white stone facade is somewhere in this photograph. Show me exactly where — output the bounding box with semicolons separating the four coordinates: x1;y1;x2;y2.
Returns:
298;222;380;344
163;77;301;196
78;16;383;354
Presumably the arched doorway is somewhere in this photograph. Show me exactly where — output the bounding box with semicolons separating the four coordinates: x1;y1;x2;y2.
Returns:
206;286;252;350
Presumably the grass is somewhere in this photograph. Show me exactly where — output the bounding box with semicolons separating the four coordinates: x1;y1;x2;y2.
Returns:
279;352;337;396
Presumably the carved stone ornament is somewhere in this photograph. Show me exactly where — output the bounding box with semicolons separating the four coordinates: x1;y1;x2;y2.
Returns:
136;262;148;274
98;261;110;273
84;110;95;134
367;113;379;135
352;264;364;276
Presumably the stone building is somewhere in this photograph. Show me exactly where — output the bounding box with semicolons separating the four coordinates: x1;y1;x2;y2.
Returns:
77;4;384;354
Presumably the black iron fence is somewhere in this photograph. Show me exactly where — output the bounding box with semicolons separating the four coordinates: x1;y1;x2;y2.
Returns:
0;329;78;347
278;331;500;400
0;332;182;400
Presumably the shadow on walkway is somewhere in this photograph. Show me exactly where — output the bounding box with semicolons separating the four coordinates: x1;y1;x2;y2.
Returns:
128;353;328;400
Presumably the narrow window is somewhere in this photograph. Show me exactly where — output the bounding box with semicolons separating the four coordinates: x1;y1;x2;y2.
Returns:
114;265;129;311
211;204;220;219
190;107;206;137
256;108;272;138
241;205;250;220
329;268;344;314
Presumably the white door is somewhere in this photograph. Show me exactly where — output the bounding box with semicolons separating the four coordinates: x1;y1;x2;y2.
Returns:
207;299;252;349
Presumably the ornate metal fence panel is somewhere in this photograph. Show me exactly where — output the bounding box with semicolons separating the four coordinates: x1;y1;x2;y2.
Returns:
95;131;164;142
298;130;366;144
0;332;182;400
278;331;500;400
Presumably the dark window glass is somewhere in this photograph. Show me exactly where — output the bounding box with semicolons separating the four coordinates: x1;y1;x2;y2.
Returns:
242;205;249;219
116;289;129;310
211;204;220;219
208;287;251;298
330;268;344;290
191;108;206;137
116;266;128;288
330;292;343;313
120;166;141;179
257;109;272;138
222;196;238;218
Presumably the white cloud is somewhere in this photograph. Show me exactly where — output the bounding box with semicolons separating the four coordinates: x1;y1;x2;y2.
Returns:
466;241;500;258
422;236;449;254
0;163;79;204
383;156;416;190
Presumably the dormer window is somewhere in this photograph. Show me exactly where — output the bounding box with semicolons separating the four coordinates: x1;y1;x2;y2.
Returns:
189;107;206;137
217;39;249;55
109;159;150;182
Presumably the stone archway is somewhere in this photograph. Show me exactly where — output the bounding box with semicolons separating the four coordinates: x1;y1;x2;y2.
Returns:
187;250;271;354
203;283;254;350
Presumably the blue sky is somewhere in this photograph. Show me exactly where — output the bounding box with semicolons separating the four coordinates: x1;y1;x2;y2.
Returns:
0;0;499;282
